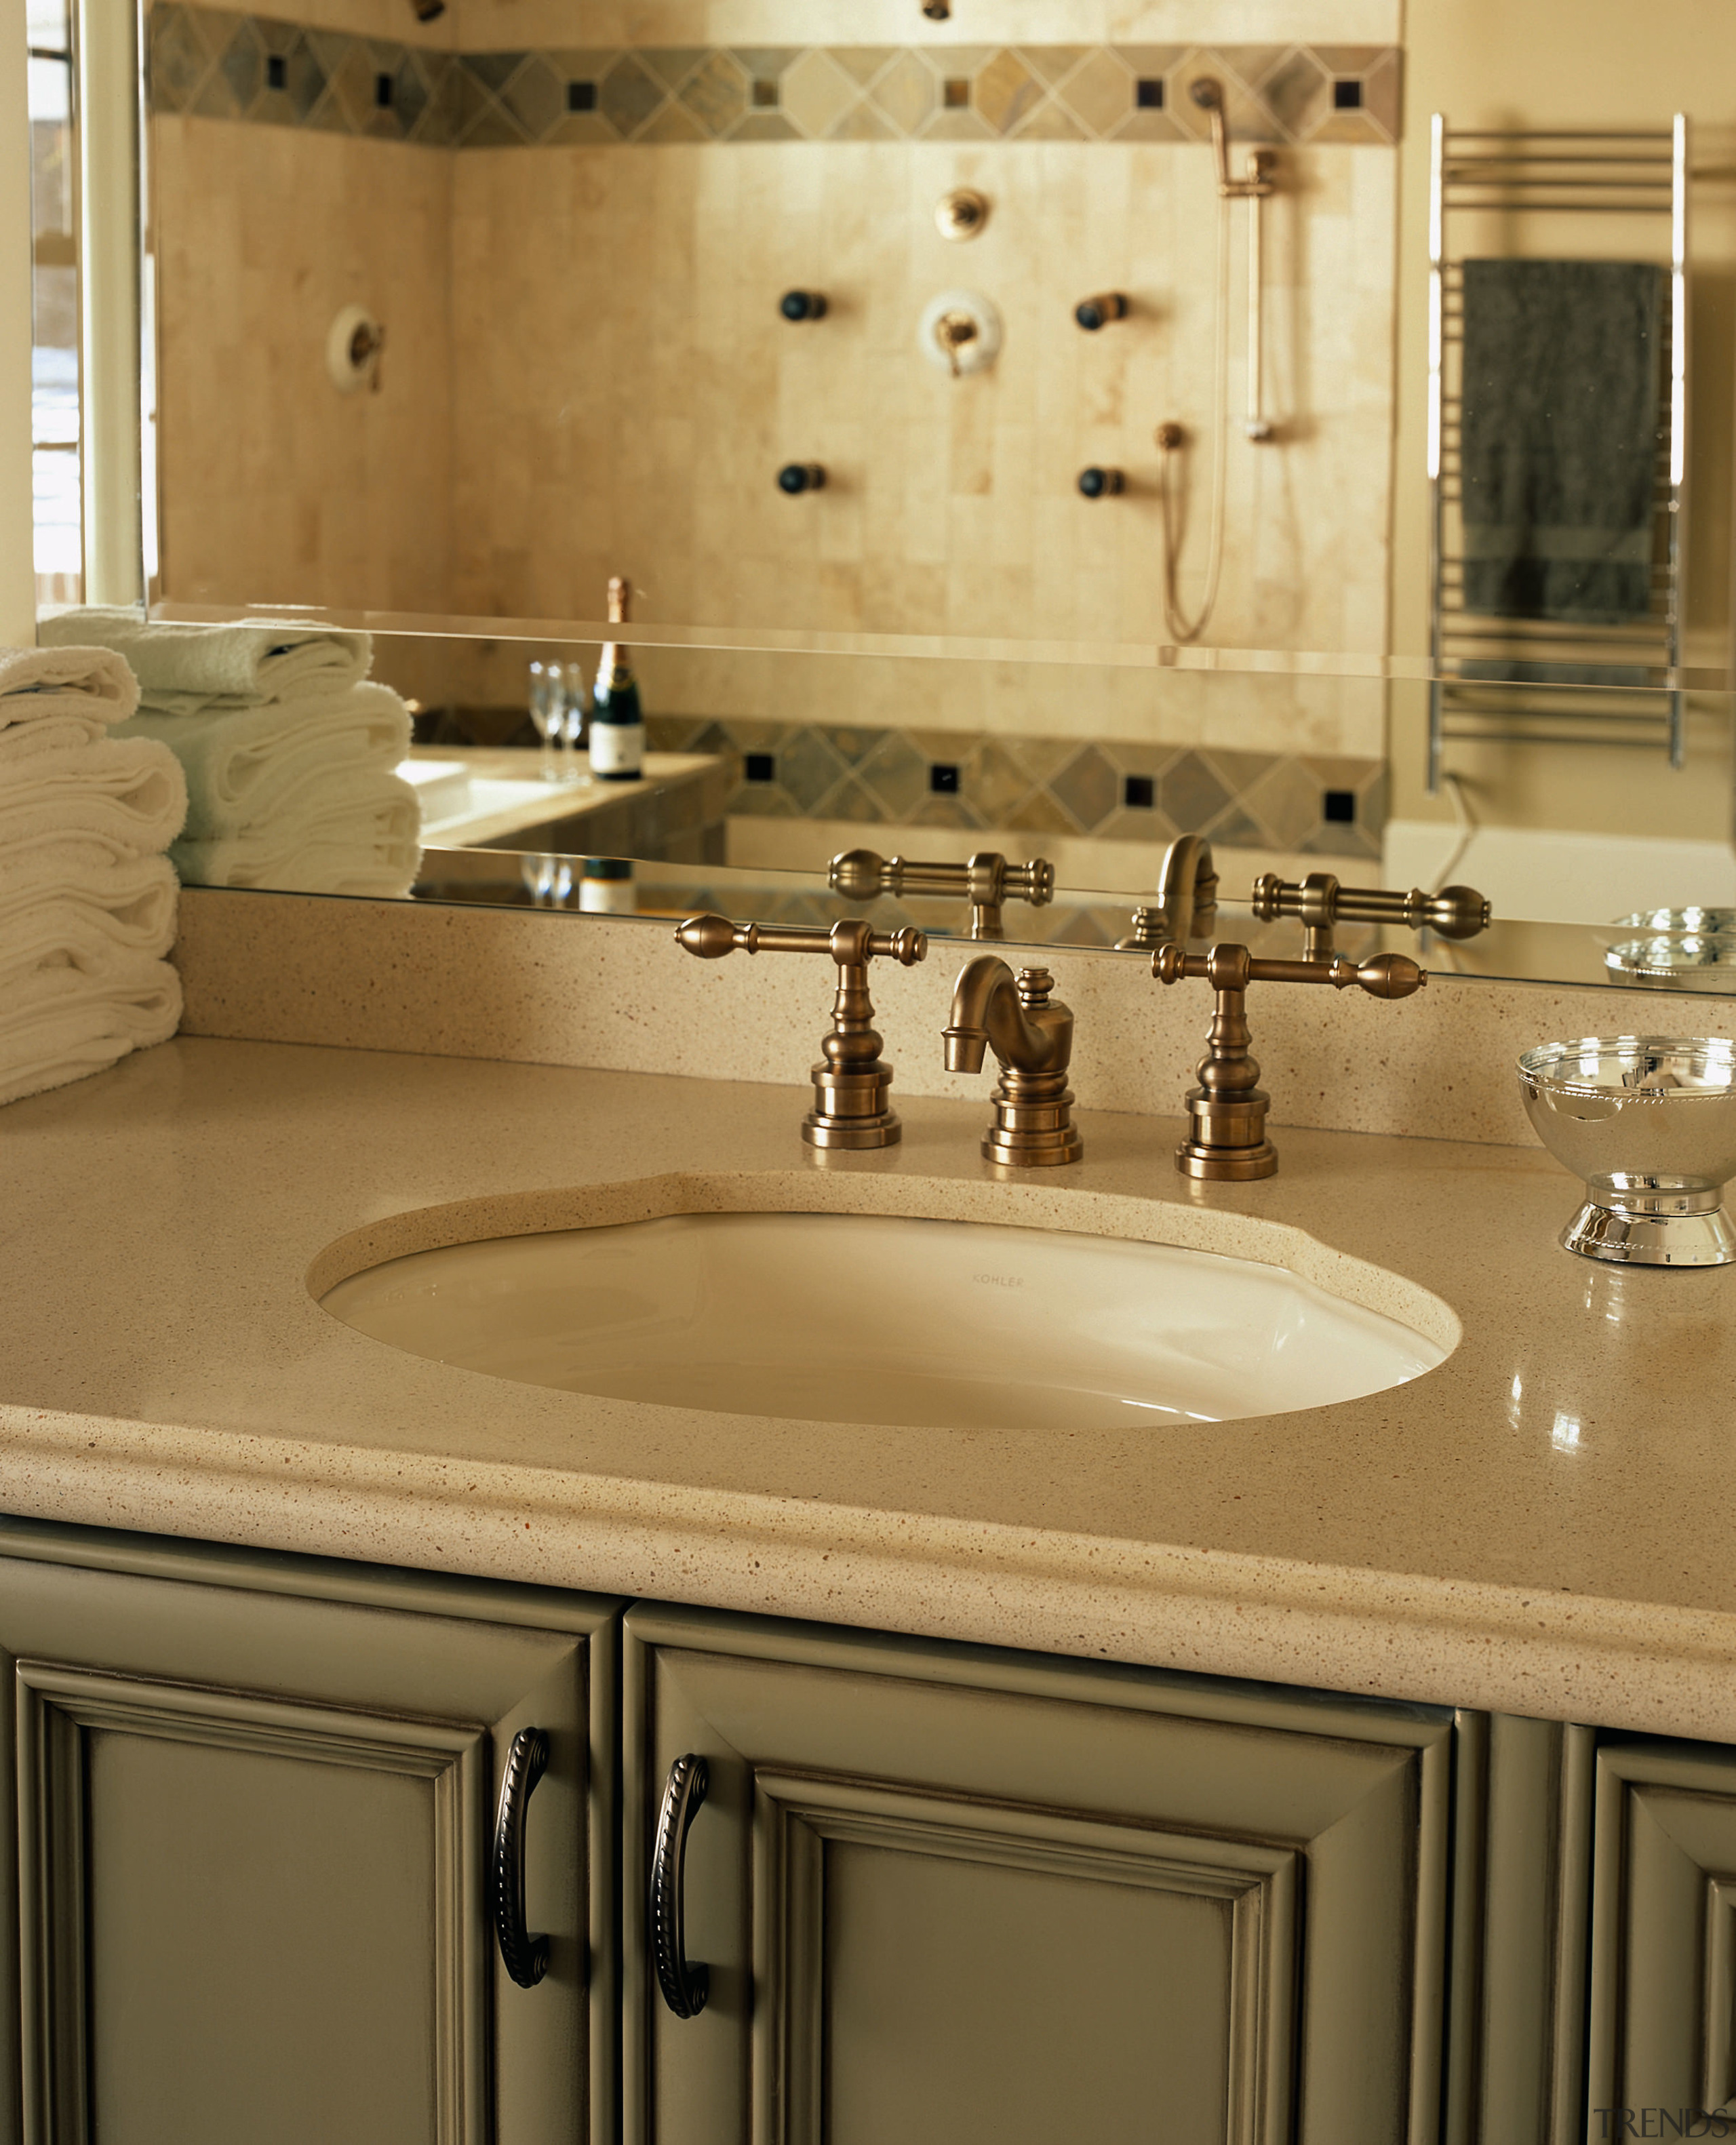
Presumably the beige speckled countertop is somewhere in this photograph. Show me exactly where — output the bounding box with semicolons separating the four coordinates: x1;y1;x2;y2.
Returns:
5;1033;1736;1743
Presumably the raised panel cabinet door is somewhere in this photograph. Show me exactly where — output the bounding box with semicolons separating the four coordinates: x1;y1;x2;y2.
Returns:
623;1604;1459;2145
0;1519;621;2145
1587;1735;1736;2134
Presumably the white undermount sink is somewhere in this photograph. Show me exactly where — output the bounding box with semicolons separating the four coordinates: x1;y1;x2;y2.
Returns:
318;1209;1451;1430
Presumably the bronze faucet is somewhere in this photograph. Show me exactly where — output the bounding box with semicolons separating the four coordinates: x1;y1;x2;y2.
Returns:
675;913;925;1148
1117;834;1219;951
943;958;1082;1166
1151;940;1425;1180
1250;871;1491;963
831;848;1054;941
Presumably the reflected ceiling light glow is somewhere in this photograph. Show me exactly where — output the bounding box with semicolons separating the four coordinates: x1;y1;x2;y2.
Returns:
1552;1409;1582;1451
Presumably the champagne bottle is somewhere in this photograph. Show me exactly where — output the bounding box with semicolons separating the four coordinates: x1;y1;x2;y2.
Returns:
588;576;646;782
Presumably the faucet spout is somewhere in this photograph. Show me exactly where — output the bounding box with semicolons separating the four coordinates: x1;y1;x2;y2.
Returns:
942;958;1082;1165
1117;834;1219;952
943;956;1071;1076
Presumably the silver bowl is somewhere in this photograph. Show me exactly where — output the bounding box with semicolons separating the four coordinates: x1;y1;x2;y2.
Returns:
1605;909;1736;988
1517;1036;1736;1266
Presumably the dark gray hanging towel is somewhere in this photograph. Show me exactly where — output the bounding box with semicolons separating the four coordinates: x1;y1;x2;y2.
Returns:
1459;258;1664;624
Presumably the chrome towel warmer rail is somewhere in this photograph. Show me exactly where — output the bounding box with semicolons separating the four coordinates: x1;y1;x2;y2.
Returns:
1426;115;1689;791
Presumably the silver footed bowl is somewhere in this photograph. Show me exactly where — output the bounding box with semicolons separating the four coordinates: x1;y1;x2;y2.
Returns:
1604;909;1736;988
1518;1036;1736;1267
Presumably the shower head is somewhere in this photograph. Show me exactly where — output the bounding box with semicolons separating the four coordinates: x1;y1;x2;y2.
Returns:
1189;77;1224;110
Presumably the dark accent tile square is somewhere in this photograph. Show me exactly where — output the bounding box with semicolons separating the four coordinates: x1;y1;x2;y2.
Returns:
568;79;596;110
1135;77;1163;107
1333;77;1362;109
743;751;776;783
266;51;285;91
751;77;778;106
1124;773;1156;808
929;762;960;795
1322;788;1356;823
942;77;970;107
375;71;394;106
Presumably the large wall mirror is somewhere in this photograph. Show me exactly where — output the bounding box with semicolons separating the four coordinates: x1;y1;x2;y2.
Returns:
24;0;1736;989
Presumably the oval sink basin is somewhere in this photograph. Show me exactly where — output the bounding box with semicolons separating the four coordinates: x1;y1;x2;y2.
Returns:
319;1210;1449;1430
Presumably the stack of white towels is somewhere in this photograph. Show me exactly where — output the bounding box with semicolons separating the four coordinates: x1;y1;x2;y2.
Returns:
0;644;187;1107
40;611;422;898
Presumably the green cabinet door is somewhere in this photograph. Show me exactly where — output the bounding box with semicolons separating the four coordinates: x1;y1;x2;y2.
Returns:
0;1520;621;2145
623;1605;1460;2145
1588;1734;1736;2132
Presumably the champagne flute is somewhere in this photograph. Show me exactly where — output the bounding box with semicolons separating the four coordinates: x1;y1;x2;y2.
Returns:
527;660;562;783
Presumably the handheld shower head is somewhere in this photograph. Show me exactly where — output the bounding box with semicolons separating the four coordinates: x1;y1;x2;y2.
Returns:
1189;76;1224;110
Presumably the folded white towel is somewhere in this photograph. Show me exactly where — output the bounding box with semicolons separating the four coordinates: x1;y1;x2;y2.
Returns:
0;856;178;962
39;608;370;716
171;770;422;898
0;736;189;858
0;644;139;729
0;952;182;1108
0;712;112;762
127;681;412;841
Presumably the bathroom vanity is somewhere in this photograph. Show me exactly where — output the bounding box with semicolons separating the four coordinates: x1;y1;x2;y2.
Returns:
6;1021;1736;2144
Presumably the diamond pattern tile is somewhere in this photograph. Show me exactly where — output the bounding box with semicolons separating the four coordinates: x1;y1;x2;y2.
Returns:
972;49;1043;135
678;50;748;136
217;15;264;112
774;726;850;812
856;731;928;821
868;50;935;136
639;46;705;89
1049;745;1119;831
830;47;896;87
779;48;858;140
1055;47;1132;136
599;52;663;137
500;55;565;140
148;7;214;110
1159;751;1232;833
146;18;1399;147
1242;756;1322;848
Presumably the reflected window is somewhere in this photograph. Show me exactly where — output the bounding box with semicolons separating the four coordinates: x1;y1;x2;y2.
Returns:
27;0;79;605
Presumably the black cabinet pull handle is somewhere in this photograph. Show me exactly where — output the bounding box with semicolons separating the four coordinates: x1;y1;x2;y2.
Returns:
490;1727;550;1988
777;462;826;494
651;1752;709;2018
780;290;828;321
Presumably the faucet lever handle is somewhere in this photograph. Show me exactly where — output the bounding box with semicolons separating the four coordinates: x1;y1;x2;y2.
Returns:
829;850;1054;941
673;914;924;1151
1250;871;1491;958
675;913;925;968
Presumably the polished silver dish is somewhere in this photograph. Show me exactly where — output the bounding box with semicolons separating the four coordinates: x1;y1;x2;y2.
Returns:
1604;932;1736;988
1518;1036;1736;1265
1613;908;1736;935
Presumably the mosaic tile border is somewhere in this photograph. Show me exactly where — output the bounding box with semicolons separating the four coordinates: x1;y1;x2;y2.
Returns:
417;705;1384;860
146;9;1402;150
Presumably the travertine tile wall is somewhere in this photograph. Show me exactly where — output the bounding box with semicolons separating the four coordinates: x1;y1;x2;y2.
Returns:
146;0;1403;792
445;136;1398;655
152;114;455;611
